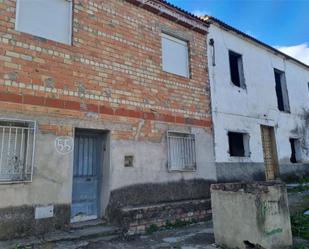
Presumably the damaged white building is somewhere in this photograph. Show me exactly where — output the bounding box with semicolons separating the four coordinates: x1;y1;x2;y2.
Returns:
206;16;309;182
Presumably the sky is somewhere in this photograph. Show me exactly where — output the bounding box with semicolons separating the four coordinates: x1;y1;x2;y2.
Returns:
167;0;309;65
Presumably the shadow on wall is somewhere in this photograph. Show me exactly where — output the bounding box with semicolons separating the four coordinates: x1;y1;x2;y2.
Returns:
106;179;215;222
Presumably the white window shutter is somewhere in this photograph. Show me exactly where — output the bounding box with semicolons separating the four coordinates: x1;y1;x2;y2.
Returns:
162;33;189;77
15;0;72;45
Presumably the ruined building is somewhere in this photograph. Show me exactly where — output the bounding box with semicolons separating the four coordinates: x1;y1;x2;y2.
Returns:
206;16;309;182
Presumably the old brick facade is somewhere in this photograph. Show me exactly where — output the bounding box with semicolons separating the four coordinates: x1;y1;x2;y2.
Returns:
0;0;214;239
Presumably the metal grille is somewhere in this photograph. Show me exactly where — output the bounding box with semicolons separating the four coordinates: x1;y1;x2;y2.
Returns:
167;131;196;171
0;120;36;183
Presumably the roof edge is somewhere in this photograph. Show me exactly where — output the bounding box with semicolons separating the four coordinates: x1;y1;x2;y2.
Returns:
204;16;309;70
125;0;209;34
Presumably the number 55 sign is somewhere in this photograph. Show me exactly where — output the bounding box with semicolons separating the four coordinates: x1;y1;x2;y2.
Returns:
55;136;74;155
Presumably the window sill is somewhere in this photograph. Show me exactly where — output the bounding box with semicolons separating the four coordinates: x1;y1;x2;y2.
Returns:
15;30;72;47
0;180;32;185
168;168;196;173
278;110;291;114
230;82;246;91
163;70;190;80
228;156;252;163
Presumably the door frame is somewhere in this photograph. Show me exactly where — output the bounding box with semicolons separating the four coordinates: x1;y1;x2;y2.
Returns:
71;128;105;223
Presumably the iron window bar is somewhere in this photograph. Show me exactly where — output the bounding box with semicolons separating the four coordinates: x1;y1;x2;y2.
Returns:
167;131;196;172
0;119;36;184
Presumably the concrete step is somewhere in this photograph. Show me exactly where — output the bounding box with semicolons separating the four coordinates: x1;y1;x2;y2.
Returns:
70;218;107;230
0;224;122;249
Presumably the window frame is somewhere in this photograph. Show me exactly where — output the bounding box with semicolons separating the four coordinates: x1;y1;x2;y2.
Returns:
161;32;190;78
228;50;246;88
15;0;73;45
228;131;250;158
0;118;36;184
167;131;196;172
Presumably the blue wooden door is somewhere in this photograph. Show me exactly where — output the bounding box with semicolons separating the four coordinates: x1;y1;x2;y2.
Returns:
71;131;102;222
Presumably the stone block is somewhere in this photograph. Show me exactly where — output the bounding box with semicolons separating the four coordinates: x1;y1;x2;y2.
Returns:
211;182;292;249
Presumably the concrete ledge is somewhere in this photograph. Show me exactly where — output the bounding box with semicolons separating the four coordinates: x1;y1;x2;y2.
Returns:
211;181;292;249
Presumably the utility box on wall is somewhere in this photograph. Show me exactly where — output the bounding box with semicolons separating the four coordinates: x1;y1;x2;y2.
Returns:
211;182;292;249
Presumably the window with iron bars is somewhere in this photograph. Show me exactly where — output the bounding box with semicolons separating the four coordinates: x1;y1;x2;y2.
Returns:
0;120;36;183
167;131;196;171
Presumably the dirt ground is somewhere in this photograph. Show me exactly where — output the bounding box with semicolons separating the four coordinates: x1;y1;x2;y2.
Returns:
34;222;216;249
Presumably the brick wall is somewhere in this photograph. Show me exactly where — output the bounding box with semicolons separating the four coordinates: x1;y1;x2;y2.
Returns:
0;0;211;140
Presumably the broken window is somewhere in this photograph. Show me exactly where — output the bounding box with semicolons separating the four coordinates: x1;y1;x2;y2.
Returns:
0;120;36;182
274;69;290;112
228;132;250;157
229;51;245;88
289;138;302;163
167;132;196;171
15;0;72;44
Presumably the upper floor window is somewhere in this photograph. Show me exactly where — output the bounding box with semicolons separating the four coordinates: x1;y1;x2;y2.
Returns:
0;120;36;183
161;33;189;78
15;0;72;45
229;50;245;88
274;69;290;112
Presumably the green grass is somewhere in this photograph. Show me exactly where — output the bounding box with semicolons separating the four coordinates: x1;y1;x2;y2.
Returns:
145;224;159;235
290;245;309;249
291;212;309;240
288;185;309;193
15;245;31;249
287;177;309;193
146;218;202;235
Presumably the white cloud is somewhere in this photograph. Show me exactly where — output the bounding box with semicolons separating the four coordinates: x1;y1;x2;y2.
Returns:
275;43;309;66
191;9;210;17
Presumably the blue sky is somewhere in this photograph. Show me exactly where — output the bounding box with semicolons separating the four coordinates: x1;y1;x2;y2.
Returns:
168;0;309;65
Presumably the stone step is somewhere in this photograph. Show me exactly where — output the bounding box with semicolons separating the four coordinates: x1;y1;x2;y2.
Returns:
0;224;122;249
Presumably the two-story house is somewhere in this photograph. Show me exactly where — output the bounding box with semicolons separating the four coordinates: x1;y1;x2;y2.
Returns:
0;0;215;239
206;16;309;182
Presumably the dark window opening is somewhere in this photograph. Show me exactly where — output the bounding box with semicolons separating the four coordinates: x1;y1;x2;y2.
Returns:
228;132;247;157
274;69;290;112
229;51;244;88
290;138;301;163
275;70;284;111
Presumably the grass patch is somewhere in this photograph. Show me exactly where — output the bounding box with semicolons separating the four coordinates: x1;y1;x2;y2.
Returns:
146;224;159;235
288;177;309;193
165;219;196;229
288;185;309;193
291;212;309;240
146;218;202;235
290;246;309;249
15;245;31;249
